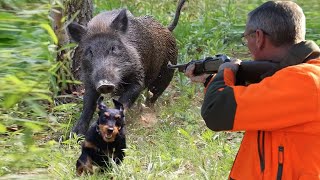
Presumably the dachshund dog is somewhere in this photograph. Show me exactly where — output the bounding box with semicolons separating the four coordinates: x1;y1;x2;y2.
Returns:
76;96;126;176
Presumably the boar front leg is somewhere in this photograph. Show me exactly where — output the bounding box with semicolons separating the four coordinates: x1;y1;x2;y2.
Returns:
118;83;143;108
73;87;100;135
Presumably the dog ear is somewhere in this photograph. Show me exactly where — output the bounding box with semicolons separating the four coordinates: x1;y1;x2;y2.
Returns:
112;99;124;111
97;96;104;104
97;96;107;111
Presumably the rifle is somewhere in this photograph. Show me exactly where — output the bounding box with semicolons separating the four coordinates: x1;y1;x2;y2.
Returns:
167;54;279;84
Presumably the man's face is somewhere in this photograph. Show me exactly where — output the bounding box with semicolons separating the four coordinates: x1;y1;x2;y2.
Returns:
243;28;258;60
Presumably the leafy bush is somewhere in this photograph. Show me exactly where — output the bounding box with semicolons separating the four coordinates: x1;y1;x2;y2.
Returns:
0;0;57;176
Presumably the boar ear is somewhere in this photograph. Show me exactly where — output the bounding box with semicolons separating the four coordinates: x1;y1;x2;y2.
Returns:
67;22;87;42
112;99;124;111
110;9;128;33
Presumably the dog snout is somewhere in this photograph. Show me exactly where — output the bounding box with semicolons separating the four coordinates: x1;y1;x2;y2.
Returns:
107;127;114;134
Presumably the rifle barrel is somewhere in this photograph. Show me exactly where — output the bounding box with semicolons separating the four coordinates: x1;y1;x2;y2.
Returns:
167;63;187;72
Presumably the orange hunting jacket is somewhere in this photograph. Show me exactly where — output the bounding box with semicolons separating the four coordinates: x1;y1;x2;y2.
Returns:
201;58;320;180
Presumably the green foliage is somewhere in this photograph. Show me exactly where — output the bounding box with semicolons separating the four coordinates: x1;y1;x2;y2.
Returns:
0;0;319;179
0;0;57;176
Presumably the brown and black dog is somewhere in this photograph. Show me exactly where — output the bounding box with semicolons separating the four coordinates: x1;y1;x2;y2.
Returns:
76;96;126;176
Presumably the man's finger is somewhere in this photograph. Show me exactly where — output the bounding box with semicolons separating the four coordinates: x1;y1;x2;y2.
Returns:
185;63;195;77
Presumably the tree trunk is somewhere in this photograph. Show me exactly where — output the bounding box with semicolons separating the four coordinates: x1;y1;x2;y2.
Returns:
50;0;93;95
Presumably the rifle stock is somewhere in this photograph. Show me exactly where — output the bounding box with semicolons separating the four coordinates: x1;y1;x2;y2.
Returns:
236;60;279;84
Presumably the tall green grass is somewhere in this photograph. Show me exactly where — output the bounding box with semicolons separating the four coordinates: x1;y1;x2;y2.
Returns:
0;0;58;176
0;0;319;179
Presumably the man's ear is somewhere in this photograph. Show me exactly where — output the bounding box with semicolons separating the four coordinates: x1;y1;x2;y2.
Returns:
255;29;266;50
67;22;87;42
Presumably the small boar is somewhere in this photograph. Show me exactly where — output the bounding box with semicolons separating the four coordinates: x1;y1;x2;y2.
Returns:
68;0;186;135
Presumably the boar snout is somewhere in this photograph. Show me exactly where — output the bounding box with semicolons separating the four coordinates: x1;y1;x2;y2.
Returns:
96;80;115;94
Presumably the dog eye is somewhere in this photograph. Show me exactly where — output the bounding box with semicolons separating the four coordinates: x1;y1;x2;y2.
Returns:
104;112;110;118
114;114;121;120
99;116;107;123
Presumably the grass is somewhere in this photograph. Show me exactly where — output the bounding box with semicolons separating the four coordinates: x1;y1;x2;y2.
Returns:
0;0;319;179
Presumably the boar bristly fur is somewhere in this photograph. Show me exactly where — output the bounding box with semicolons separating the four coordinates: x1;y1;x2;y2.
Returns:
68;0;186;135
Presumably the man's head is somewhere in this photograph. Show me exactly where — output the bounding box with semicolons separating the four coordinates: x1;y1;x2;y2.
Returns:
243;1;306;60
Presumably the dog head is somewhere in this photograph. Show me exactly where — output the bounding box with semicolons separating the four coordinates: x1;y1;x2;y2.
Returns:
96;96;125;143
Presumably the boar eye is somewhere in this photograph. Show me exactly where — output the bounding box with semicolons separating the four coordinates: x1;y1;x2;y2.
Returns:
84;48;93;57
110;45;119;54
111;46;116;52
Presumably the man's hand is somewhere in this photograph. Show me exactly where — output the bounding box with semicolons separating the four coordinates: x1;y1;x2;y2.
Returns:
218;58;242;73
185;58;241;84
185;63;212;83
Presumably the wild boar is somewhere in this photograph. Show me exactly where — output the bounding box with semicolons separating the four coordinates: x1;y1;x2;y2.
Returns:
68;0;185;135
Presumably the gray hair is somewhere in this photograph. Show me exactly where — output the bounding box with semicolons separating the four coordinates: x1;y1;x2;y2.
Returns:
247;1;306;46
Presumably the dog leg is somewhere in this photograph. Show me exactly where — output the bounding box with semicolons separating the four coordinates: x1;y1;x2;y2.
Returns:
76;153;93;176
114;136;126;164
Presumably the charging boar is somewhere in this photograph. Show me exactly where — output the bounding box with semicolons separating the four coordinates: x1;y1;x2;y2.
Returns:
68;0;186;135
